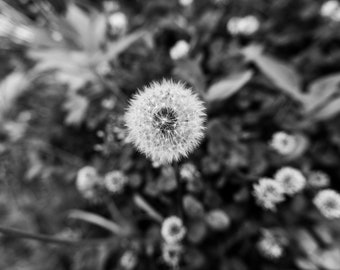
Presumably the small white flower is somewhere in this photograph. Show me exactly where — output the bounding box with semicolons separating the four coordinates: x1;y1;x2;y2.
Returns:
227;15;260;36
321;1;340;21
253;178;285;211
308;171;330;189
270;131;297;156
125;80;206;164
170;40;190;60
108;11;128;35
179;0;193;6
120;250;138;270
76;166;100;200
104;170;128;193
161;216;186;244
274;167;306;195
180;162;200;181
257;230;285;259
162;242;183;267
314;189;340;219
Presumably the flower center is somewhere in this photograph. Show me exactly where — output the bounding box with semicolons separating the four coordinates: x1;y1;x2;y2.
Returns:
153;107;178;134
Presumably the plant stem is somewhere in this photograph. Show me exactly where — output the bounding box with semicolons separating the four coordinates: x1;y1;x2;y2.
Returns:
173;162;183;218
0;225;111;246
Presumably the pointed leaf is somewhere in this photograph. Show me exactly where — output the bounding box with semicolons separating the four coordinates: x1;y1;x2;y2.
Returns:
242;44;304;102
205;70;253;102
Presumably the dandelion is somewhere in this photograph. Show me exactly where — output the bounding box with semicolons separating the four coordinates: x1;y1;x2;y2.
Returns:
253;178;285;211
308;171;330;189
205;209;230;231
227;15;260;36
320;1;340;21
270;131;297;156
257;229;286;259
170;40;190;60
179;0;193;6
314;189;340;219
161;216;186;244
104;170;128;194
108;11;128;35
274;167;306;195
180;162;200;181
76;166;100;200
120;250;138;270
162;242;183;267
125;80;206;164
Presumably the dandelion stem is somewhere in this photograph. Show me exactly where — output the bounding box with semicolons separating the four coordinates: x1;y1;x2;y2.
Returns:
173;162;183;218
0;225;111;246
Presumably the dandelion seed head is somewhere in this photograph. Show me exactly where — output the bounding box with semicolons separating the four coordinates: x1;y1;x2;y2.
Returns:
161;216;186;244
253;178;285;211
321;1;340;21
274;167;306;195
170;40;190;60
125;80;206;164
270;131;297;155
308;171;330;189
104;170;128;194
162;242;183;267
76;166;100;200
314;189;340;219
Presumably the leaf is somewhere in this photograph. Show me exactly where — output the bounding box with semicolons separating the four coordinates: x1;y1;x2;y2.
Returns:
242;44;304;102
68;210;122;234
311;97;340;120
63;94;89;126
315;248;340;270
205;70;253;102
133;194;163;223
106;30;146;59
0;71;28;120
304;73;340;112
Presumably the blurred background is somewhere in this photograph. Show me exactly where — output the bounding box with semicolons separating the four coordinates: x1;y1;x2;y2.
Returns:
1;0;340;269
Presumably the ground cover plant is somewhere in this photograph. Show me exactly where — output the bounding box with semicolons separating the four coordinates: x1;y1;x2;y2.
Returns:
1;0;340;269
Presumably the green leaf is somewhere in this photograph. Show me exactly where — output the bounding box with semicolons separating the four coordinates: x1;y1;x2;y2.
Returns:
205;70;253;102
242;44;304;102
68;210;122;234
106;30;146;59
311;97;340;120
0;72;28;120
63;94;89;126
305;73;340;113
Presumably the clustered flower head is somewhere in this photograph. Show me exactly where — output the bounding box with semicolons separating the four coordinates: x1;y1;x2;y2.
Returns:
161;216;186;244
119;250;138;270
108;11;128;36
253;178;285;211
314;189;340;219
308;171;330;189
125;79;206;164
170;40;190;60
227;15;260;36
270;131;297;156
104;170;128;194
180;162;200;181
162;242;183;267
76;166;101;200
257;229;286;259
320;0;340;21
274;167;306;195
